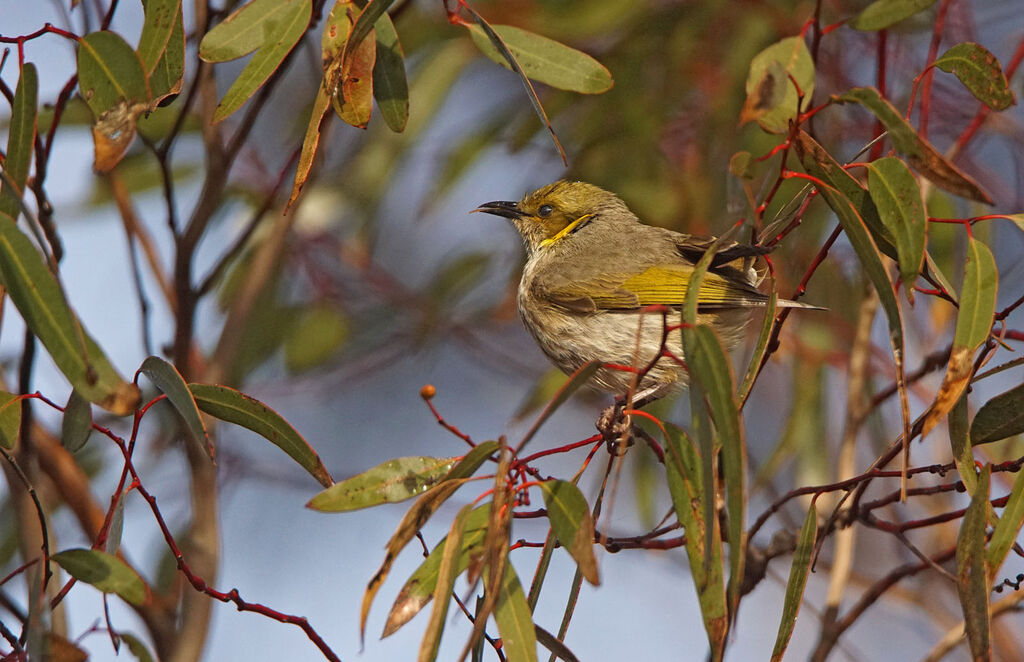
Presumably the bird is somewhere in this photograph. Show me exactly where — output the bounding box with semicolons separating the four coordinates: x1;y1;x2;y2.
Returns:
475;180;820;407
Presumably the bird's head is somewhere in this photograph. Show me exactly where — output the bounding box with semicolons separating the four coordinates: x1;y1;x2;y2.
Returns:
475;180;630;254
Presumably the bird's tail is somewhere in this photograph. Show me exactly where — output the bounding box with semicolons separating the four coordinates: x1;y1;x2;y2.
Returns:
776;298;826;311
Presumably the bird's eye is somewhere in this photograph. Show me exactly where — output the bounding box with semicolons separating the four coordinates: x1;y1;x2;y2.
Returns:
538;204;553;218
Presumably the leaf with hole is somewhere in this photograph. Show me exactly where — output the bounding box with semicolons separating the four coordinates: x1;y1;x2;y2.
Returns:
742;37;814;133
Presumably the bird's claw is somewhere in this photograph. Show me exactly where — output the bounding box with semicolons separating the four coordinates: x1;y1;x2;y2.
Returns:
597;403;634;455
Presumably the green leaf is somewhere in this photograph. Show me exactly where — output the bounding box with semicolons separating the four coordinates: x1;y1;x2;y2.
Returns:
60;390;92;453
0;213;140;415
987;459;1024;581
796;131;911;454
372;14;408;132
212;0;312;122
382;504;491;638
682;325;746;620
308;456;456;512
443;439;500;480
834;88;993;204
418;504;471;662
956;465;991;659
949;393;977;495
283;303;348;374
738;287;776;403
540;480;599;585
742;36;815;134
934;42;1016;111
954;237;998;351
866;157;927;300
921;237;998;441
466;23;612;94
77;31;150;116
663;424;726;657
493;564;538;662
971;381;1024;445
142;0;185;101
1;63;37;220
137;0;182;75
460;9;567;164
850;0;938;30
770;502;817;662
139;356;211;457
52;548;147;605
0;392;21;450
188;383;332;486
199;0;304;62
119;632;156;662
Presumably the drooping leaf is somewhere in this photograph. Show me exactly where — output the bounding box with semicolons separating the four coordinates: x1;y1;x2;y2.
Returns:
139;356;211;457
466;23;612;94
493;564;538;662
1;63;37;220
199;0;304;62
106;487;127;555
418;504;471;662
742;36;815;133
770;501;817;662
949;393;977;495
849;0;939;31
287;83;333;210
362;480;469;641
308;456;456;512
372;14;409;132
796;131;911;458
382;504;491;638
211;0;312;122
188;383;331;486
738;287;776;403
682;324;746;620
460;8;567;165
61;390;92;453
329;4;376;128
866;157;927;300
663;424;726;659
0;392;21;450
971;381;1024;445
342;0;395;67
540;480;599;585
956;465;991;660
921;237;997;441
987;459;1024;582
137;0;182;76
142;0;185;101
834;88;993;204
933;42;1015;111
0;212;140;415
52;548;148;605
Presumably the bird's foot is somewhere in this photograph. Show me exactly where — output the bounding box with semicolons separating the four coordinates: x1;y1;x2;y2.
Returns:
597;402;634;455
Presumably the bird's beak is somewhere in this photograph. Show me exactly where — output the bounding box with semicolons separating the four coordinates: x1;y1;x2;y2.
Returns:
472;200;523;219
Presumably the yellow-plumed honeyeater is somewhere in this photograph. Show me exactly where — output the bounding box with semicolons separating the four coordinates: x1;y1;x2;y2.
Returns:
476;180;820;405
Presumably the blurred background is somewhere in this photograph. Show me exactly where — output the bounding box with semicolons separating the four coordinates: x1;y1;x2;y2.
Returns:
2;0;1024;660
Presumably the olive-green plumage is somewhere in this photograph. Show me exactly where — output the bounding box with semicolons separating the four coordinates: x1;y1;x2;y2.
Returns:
476;180;818;403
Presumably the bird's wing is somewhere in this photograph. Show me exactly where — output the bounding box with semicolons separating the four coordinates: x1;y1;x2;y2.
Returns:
543;262;770;312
